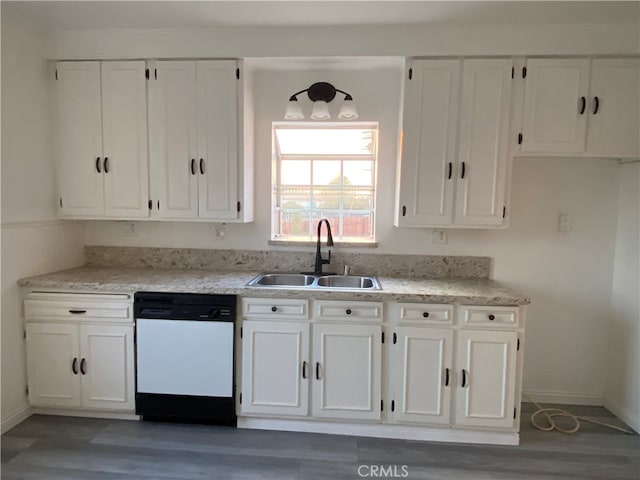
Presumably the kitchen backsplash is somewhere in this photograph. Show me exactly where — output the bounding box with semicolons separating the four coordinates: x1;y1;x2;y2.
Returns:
85;246;491;278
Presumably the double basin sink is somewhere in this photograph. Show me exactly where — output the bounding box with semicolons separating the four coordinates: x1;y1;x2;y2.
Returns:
246;273;381;290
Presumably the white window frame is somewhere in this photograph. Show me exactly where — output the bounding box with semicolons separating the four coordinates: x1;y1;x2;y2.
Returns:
271;122;378;243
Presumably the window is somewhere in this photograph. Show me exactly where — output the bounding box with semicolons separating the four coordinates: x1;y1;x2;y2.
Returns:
272;123;378;243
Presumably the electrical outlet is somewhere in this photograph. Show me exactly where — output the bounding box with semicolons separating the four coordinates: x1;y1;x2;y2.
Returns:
558;213;572;232
213;223;227;239
431;230;448;244
122;222;138;237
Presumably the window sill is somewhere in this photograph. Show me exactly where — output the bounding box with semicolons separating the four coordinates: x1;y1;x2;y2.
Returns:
268;239;378;248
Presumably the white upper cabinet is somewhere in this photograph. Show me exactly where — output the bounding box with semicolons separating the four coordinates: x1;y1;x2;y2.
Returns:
149;60;251;221
56;62;104;217
149;61;199;218
455;59;513;226
197;61;239;219
101;62;149;217
397;59;459;227
520;57;639;158
397;58;512;228
56;61;149;219
521;58;590;153
587;58;640;158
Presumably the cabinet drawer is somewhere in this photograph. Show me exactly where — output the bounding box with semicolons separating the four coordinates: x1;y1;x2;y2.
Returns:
313;301;383;322
24;292;132;323
396;303;453;325
242;298;309;320
459;306;519;328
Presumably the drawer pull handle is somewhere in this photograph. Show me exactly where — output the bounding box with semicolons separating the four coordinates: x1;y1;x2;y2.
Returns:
345;309;352;315
190;158;196;175
579;96;586;115
271;306;277;313
302;361;307;379
315;362;321;380
422;312;429;318
593;96;600;115
69;309;87;314
488;314;495;321
461;369;468;388
96;157;102;173
80;358;87;375
445;368;450;386
199;158;205;175
72;357;79;375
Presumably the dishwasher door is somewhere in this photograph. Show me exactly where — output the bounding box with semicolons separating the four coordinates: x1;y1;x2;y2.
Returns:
136;318;233;397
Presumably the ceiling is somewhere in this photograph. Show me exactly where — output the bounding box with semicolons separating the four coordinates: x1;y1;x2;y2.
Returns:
3;1;639;30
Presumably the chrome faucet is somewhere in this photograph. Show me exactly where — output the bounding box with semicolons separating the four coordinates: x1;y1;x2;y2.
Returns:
314;218;334;275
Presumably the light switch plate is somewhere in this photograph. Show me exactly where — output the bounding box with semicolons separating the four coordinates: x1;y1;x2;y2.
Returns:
558;213;572;232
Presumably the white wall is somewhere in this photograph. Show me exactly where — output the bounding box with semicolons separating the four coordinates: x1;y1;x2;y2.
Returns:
605;163;640;432
48;23;639;60
1;14;85;432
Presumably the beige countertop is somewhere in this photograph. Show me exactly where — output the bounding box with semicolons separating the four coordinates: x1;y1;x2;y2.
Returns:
19;266;530;306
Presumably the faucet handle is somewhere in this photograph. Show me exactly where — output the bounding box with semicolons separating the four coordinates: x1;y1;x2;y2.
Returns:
323;249;332;265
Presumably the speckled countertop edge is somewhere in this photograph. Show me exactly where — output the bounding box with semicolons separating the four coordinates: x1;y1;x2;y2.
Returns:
19;266;531;306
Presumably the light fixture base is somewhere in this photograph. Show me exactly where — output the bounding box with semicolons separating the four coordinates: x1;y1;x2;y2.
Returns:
307;82;337;103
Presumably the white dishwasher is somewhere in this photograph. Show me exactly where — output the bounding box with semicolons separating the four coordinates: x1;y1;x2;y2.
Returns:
134;292;236;425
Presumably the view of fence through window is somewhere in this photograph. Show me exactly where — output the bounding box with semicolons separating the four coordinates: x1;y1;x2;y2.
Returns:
272;124;378;242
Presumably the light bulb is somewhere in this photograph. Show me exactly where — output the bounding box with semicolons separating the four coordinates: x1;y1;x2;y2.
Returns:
338;99;359;120
310;100;331;120
284;99;304;120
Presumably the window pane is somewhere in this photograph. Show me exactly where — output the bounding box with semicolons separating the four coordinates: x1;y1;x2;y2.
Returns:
342;191;374;211
312;188;341;210
342;213;373;238
312;160;341;186
281;160;310;185
343;161;373;186
275;128;376;155
280;189;312;210
280;211;311;237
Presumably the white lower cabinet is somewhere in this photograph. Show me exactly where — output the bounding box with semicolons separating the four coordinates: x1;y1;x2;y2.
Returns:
24;292;135;412
392;326;453;425
241;320;309;416
390;304;522;431
238;298;525;444
240;298;383;422
454;329;518;429
312;323;382;421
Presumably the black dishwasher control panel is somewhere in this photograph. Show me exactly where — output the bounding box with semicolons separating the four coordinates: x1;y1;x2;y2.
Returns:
134;292;236;322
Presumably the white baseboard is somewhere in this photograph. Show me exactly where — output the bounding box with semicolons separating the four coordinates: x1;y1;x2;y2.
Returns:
1;406;32;434
32;408;139;421
238;417;519;446
603;398;640;433
522;389;604;406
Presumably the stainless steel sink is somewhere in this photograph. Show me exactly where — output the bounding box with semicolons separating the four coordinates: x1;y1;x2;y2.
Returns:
316;275;379;289
247;273;315;287
246;273;381;290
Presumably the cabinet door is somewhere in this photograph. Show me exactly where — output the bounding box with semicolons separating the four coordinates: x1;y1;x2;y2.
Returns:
393;327;453;425
312;323;381;420
79;325;134;411
241;321;309;416
397;60;459;226
521;58;590;153
455;59;512;226
149;61;199;218
25;323;81;408
101;61;149;218
197;60;239;220
56;61;104;216
455;330;518;429
587;58;640;158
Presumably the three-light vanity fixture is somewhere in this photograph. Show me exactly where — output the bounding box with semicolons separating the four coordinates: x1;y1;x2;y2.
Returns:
284;82;359;120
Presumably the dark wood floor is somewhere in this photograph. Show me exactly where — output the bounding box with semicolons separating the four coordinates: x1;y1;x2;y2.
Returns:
2;404;638;479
